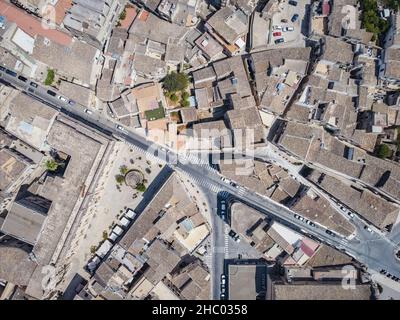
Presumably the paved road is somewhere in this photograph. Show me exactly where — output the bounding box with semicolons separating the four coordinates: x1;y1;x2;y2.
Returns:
1;68;400;297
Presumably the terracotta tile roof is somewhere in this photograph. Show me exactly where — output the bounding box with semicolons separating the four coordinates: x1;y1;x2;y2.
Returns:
0;1;72;46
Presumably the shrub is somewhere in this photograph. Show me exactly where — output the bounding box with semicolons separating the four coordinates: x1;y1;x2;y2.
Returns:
119;165;129;175
45;69;55;86
115;174;125;184
170;93;179;102
136;183;146;192
180;99;190;108
377;144;392;159
45;159;58;172
181;91;190;100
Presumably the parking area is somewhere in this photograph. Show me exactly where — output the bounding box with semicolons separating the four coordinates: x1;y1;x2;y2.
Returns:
269;0;310;47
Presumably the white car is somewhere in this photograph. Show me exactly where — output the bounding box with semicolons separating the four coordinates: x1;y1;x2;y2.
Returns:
58;95;68;103
221;177;231;184
364;226;373;233
84;109;93;115
347;212;355;218
272;25;282;30
116;125;126;132
283;26;294;32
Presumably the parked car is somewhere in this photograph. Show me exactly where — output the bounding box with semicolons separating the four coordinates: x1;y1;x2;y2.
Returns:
234;235;241;243
291;14;299;22
326;229;335;236
28;87;34;93
0;65;5;72
229;230;237;238
281;19;288;23
5;69;17;77
364;225;373;233
68;99;76;106
58;95;68;103
275;38;284;44
347;212;355;218
84;109;93;115
273;31;282;37
283;26;294;32
18;75;28;82
272;25;282;30
289;0;298;6
47;90;57;97
306;220;315;227
30;81;38;88
116;124;126;132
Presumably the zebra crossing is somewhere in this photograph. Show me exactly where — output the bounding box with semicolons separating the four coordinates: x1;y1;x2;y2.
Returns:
224;225;230;258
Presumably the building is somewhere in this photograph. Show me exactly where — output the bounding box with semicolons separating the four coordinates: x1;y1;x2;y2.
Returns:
63;0;126;49
228;262;269;300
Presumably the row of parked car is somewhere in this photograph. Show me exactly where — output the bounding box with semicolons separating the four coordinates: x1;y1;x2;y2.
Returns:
380;269;400;282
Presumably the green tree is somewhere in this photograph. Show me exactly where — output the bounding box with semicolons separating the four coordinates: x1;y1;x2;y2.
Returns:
115;174;125;184
163;72;189;93
377;144;392;159
45;159;58;171
102;230;108;240
119;8;127;20
170;93;179;102
136;183;146;192
45;69;55;86
119;165;129;175
181;91;190;100
180;99;190;108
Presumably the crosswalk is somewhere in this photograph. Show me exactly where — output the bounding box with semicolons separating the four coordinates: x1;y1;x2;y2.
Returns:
224;225;230;258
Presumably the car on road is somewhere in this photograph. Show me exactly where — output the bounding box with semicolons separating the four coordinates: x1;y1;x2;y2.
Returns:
283;26;294;32
47;90;57;97
306;220;315;227
364;226;373;233
294;214;304;221
18;75;28;82
281;19;288;23
380;269;387;274
221;287;225;294
289;0;298;6
84;109;93;115
220;293;225;299
116;124;126;132
230;181;239;188
221;203;226;210
347;212;355;218
291;14;299;22
221;177;230;184
221;275;226;285
68;100;76;106
58;95;68;103
30;81;38;88
0;66;5;72
273;31;282;37
28;87;34;94
326;229;335;236
275;38;284;44
229;230;236;238
5;69;17;77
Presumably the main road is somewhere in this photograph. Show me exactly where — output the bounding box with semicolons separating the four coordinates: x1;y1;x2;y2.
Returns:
1;67;400;297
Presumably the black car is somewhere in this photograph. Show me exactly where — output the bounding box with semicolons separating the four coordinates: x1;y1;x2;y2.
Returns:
325;230;335;236
228;230;237;238
28;87;34;93
30;81;38;88
0;65;5;72
275;38;284;44
47;90;57;97
18;75;28;82
289;0;298;6
291;14;299;22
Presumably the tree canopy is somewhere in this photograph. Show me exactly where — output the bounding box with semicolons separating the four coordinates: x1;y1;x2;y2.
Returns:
163;72;189;93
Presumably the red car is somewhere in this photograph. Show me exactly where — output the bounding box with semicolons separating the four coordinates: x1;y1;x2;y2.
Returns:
273;31;282;37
